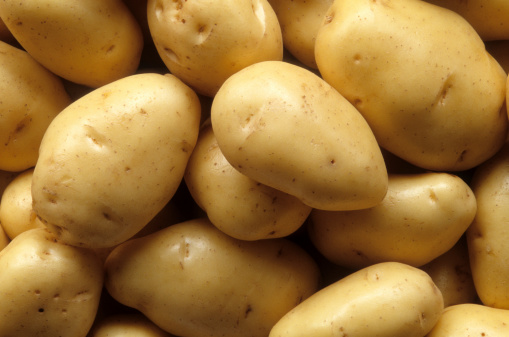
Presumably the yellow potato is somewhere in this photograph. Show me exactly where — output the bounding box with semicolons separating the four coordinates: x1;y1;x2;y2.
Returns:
88;313;173;337
467;142;509;309
184;122;312;240
0;40;71;172
0;169;45;240
0;228;104;337
315;0;508;171
424;0;509;41
269;261;444;337
427;303;509;337
211;60;388;211
104;218;320;337
420;237;478;307
147;0;283;97
31;73;201;249
0;0;143;88
268;0;333;69
308;172;476;268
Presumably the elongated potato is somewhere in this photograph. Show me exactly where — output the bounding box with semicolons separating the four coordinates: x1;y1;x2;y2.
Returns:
0;228;104;337
0;0;143;88
269;261;444;337
184;122;312;240
104;218;321;337
31;73;201;248
211;60;388;211
308;172;476;268
0;41;71;172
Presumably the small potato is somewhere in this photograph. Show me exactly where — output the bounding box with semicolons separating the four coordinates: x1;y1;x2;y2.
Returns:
0;40;71;172
427;303;509;337
147;0;283;97
467;142;509;309
31;73;201;249
315;0;508;171
269;262;444;337
184;122;312;240
88;313;174;337
0;0;143;88
0;169;45;239
104;218;320;337
268;0;333;69
0;228;104;337
420;237;478;307
211;60;388;211
308;172;476;268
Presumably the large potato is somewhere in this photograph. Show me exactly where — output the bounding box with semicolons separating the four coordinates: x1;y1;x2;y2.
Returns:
427;303;509;337
104;218;320;337
467;142;509;309
147;0;283;97
211;60;388;211
308;172;476;268
31;73;201;249
0;0;143;88
184;122;312;240
315;0;508;171
269;262;444;337
0;40;71;172
0;228;104;337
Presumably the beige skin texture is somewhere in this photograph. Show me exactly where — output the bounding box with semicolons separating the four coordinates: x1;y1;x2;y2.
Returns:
315;0;508;171
0;228;104;337
211;60;388;211
31;73;201;249
0;0;143;88
147;0;283;97
467;142;509;309
184;122;312;241
104;218;320;337
427;303;509;337
0;41;71;172
269;261;444;337
88;313;173;337
308;172;477;269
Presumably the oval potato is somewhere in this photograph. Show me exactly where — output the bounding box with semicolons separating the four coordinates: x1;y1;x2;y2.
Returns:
211;60;388;211
31;73;201;249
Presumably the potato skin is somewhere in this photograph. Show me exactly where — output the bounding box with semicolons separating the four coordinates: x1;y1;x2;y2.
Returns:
315;0;508;171
211;60;388;211
0;0;143;87
147;0;283;97
269;262;444;337
31;73;201;249
104;218;321;337
0;228;104;337
308;172;476;268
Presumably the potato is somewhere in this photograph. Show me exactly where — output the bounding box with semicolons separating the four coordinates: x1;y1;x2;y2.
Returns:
269;261;444;337
308;172;476;269
466;142;509;309
184;122;312;240
88;313;173;337
268;0;333;69
0;40;71;172
104;217;320;337
211;60;388;211
427;303;509;337
31;73;201;249
0;228;104;337
420;237;478;307
0;168;45;239
0;0;143;88
315;0;508;171
424;0;509;41
147;0;283;97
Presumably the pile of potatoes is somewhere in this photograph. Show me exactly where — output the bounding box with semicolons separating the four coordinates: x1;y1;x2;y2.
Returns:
2;0;509;336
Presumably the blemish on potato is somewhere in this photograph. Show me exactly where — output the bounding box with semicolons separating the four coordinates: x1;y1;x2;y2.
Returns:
244;304;253;318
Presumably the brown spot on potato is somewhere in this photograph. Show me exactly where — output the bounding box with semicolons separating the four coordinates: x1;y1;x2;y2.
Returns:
244;304;252;318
